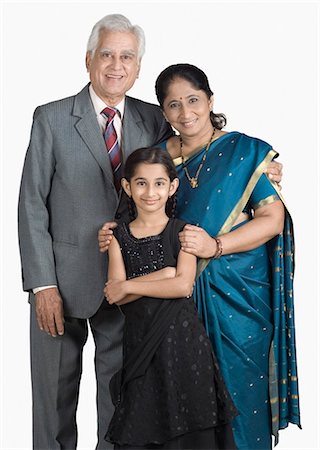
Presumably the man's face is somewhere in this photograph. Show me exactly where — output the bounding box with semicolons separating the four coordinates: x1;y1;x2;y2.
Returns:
86;29;141;106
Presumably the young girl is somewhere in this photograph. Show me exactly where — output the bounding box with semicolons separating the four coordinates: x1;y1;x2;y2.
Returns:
104;147;238;450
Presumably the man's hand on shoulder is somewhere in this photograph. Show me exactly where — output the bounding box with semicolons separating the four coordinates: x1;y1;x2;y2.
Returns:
98;221;118;253
35;287;64;337
265;160;283;187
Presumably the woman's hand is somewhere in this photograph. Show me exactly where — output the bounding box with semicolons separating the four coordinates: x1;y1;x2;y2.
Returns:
104;280;128;304
179;224;216;258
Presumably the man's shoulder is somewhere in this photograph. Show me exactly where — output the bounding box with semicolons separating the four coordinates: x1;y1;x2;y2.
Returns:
125;95;162;114
35;85;89;115
36;95;74;113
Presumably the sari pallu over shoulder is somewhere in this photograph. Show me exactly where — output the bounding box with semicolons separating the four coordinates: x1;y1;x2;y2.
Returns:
172;132;301;444
174;132;277;237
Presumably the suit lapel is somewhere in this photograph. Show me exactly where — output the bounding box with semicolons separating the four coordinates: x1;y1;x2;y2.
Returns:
72;89;148;209
72;85;114;180
121;97;145;159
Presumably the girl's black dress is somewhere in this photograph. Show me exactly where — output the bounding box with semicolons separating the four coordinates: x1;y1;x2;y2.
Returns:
105;219;238;449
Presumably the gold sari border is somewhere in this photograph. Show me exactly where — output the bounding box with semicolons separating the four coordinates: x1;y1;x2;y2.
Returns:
173;133;224;167
173;156;183;167
252;194;279;210
196;148;277;277
219;149;277;235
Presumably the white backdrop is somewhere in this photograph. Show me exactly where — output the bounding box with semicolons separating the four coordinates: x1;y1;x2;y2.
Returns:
1;1;319;449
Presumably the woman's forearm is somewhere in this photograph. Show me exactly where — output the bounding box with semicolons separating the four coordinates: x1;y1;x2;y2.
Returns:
219;202;285;255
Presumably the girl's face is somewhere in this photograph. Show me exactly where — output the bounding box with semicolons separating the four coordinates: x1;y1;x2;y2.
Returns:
122;163;179;216
162;77;213;138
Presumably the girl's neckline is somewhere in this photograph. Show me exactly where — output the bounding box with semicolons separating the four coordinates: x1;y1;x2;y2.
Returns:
125;219;171;241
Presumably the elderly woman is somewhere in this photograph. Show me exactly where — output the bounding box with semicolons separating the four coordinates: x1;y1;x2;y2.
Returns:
99;64;300;450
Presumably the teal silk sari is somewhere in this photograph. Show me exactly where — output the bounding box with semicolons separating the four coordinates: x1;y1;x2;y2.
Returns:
159;132;300;449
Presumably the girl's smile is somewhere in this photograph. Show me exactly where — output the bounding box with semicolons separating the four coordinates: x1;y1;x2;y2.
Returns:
122;162;179;219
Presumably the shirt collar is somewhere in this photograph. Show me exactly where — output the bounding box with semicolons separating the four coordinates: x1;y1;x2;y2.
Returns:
89;84;125;118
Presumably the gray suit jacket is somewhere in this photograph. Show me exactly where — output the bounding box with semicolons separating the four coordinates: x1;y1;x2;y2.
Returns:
18;84;173;318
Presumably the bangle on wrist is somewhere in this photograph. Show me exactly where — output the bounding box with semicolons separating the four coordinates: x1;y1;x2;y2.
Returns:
212;236;223;259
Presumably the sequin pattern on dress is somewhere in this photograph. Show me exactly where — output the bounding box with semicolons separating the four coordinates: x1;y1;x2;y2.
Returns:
105;219;238;447
119;225;165;279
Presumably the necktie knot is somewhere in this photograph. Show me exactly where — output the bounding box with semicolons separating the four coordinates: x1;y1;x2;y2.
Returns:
101;107;118;124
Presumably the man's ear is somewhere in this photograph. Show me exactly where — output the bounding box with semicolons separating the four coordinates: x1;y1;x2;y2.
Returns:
85;52;92;72
121;178;131;197
136;61;142;79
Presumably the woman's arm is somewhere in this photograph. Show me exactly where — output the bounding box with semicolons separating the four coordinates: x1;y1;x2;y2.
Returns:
179;200;285;258
105;250;197;305
217;200;284;254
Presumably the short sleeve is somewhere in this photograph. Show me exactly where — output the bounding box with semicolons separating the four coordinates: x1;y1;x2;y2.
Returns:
249;173;280;210
167;219;186;261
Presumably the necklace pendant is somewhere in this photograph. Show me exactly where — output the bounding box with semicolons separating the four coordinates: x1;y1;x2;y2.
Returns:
190;178;198;188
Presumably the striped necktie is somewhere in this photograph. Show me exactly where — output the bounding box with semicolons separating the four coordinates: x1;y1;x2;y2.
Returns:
101;107;122;193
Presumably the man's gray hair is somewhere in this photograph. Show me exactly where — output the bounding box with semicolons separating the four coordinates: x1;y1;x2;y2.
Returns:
87;14;145;60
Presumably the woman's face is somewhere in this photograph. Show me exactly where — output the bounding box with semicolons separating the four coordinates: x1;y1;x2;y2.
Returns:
162;77;213;138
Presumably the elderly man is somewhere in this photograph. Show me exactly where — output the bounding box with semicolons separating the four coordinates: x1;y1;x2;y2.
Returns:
19;12;282;450
18;14;173;450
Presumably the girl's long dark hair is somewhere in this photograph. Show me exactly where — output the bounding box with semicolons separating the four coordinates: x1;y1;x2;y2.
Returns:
155;63;227;130
124;147;178;220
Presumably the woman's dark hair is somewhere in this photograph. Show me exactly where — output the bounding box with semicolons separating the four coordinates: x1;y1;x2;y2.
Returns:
155;63;227;130
124;146;178;219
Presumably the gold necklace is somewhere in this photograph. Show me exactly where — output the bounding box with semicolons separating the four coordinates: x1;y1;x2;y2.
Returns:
180;128;216;188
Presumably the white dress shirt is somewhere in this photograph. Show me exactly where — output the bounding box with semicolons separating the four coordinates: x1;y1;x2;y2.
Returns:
89;84;125;142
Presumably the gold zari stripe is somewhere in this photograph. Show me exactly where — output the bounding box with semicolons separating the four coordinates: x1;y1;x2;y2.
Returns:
252;194;279;210
197;148;277;276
